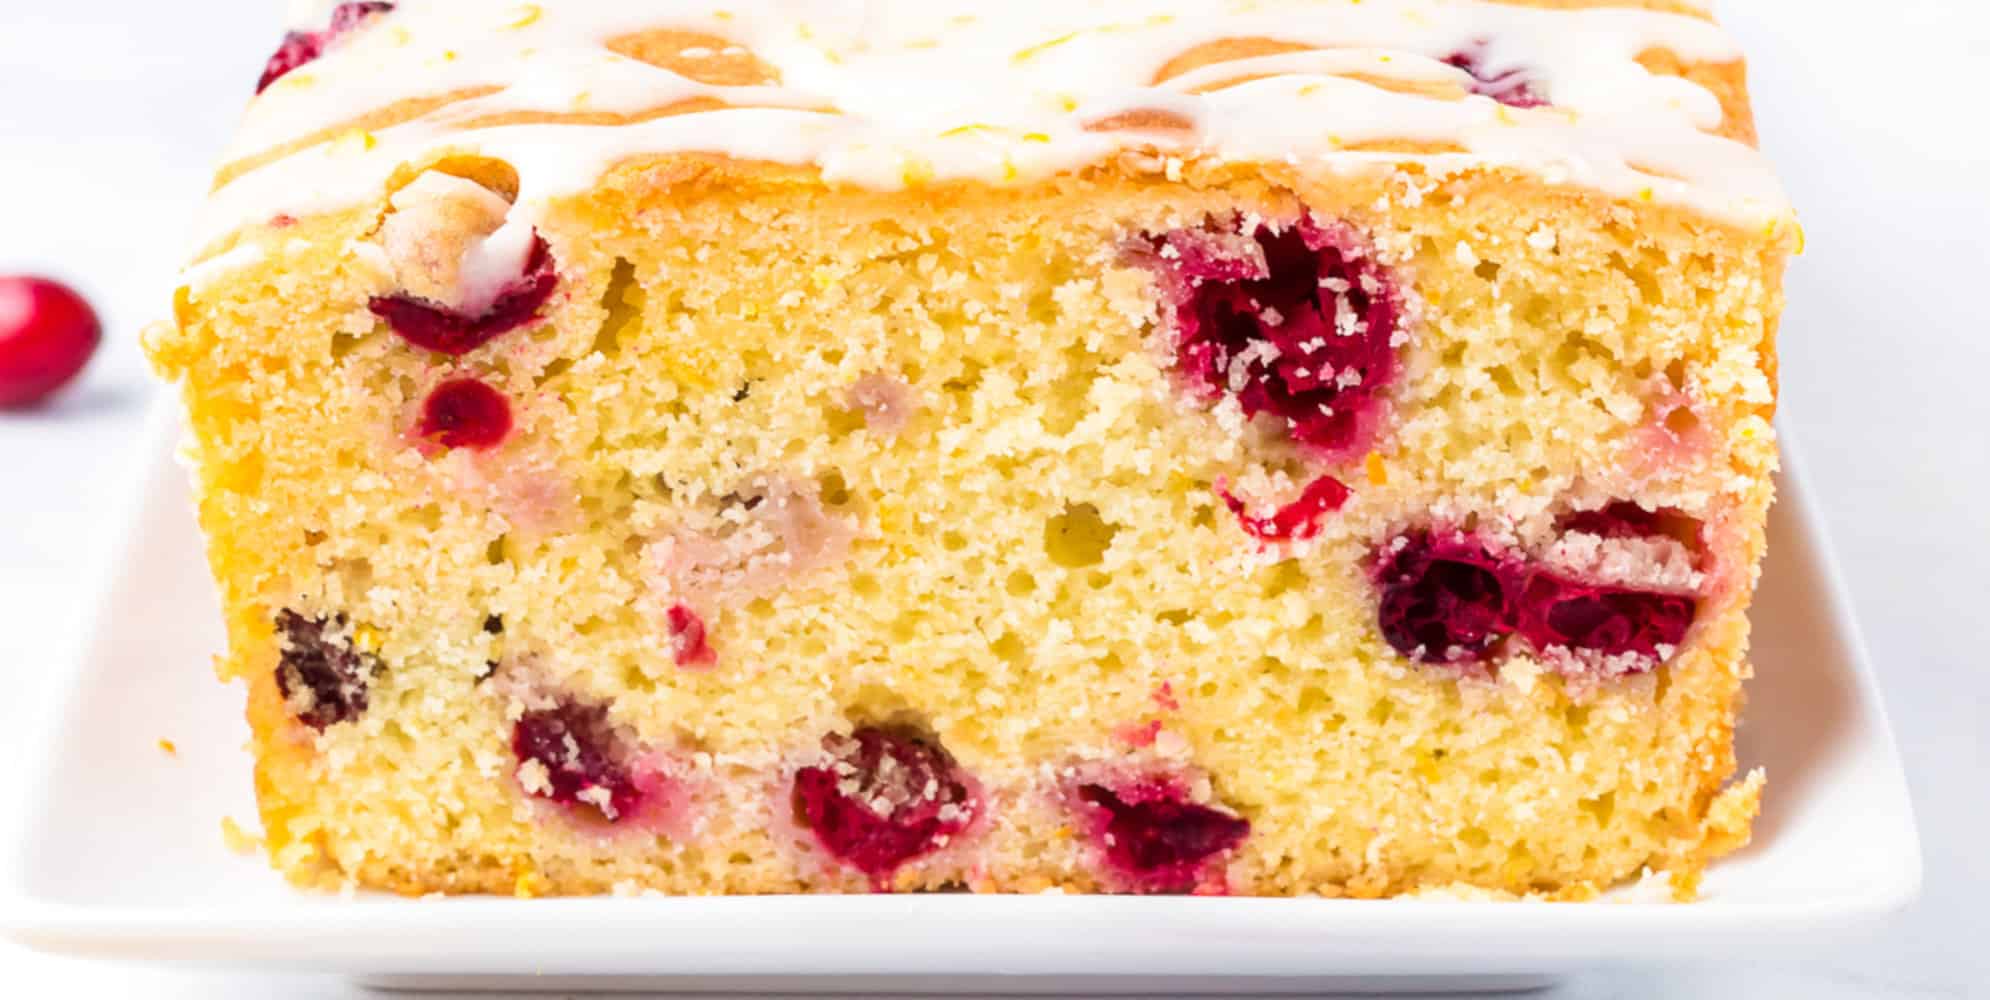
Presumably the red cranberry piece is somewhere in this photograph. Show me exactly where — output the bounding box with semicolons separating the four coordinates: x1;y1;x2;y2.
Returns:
1374;532;1518;665
512;699;645;822
371;234;558;356
665;604;716;668
1444;42;1547;108
1219;475;1350;544
274;610;378;730
1517;572;1697;664
418;378;513;450
257;2;395;93
1074;780;1250;894
0;276;101;409
791;726;977;887
1145;217;1402;457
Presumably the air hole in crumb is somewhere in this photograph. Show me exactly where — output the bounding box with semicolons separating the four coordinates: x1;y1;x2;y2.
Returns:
1259;561;1308;599
1580;792;1616;825
1191;503;1217;530
1005;569;1037;597
942;360;986;396
942;530;969;552
825;401;868;437
1563;704;1591;734
1045;503;1118;568
851;573;882;598
331;331;369;359
1664;406;1701;437
819;470;852;508
1296;685;1330;714
1460;826;1491;849
485;536;508;565
1664;358;1690;390
991;631;1027;665
1473;259;1501;283
1040;352;1100;436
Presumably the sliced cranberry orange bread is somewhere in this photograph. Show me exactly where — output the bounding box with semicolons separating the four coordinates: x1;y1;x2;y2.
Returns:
147;0;1794;899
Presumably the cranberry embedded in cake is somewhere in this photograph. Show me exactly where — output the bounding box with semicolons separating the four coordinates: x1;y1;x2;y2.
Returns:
1219;475;1350;544
1517;572;1697;665
512;699;647;823
1145;217;1404;458
274;610;378;730
1374;532;1519;666
417;378;513;451
665;604;717;667
1072;777;1250;894
1377;522;1702;673
790;726;977;887
370;234;559;356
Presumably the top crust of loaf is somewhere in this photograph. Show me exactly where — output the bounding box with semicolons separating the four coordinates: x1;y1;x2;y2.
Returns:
188;0;1792;265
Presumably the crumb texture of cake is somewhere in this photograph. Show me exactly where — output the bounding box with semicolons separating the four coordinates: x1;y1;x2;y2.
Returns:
150;0;1792;900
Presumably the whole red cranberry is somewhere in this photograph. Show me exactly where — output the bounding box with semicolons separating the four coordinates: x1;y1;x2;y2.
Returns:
0;277;101;409
418;378;513;450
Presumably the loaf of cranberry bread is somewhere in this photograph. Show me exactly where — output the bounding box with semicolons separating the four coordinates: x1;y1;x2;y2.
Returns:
147;0;1794;899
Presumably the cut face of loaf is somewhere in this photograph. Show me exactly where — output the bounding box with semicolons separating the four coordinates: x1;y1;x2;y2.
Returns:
150;0;1793;899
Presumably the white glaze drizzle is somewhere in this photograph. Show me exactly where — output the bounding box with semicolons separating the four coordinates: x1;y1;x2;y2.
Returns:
192;0;1792;259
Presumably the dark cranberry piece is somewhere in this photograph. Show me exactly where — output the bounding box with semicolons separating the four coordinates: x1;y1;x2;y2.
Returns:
369;234;558;356
0;276;101;409
1517;572;1697;662
257;2;395;93
1145;217;1402;457
666;604;717;668
1444;42;1547;108
512;699;644;822
791;726;977;887
417;378;513;450
1074;780;1250;894
1374;532;1517;665
1219;475;1350;544
273;610;378;730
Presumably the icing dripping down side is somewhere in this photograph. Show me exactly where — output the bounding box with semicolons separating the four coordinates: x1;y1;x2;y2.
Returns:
196;0;1792;257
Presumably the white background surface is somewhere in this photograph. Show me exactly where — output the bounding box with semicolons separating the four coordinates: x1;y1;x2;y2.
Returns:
0;1;1983;997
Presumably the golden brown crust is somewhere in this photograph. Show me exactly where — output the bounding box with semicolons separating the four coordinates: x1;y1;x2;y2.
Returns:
605;28;783;87
213;87;504;191
209;4;1761;217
